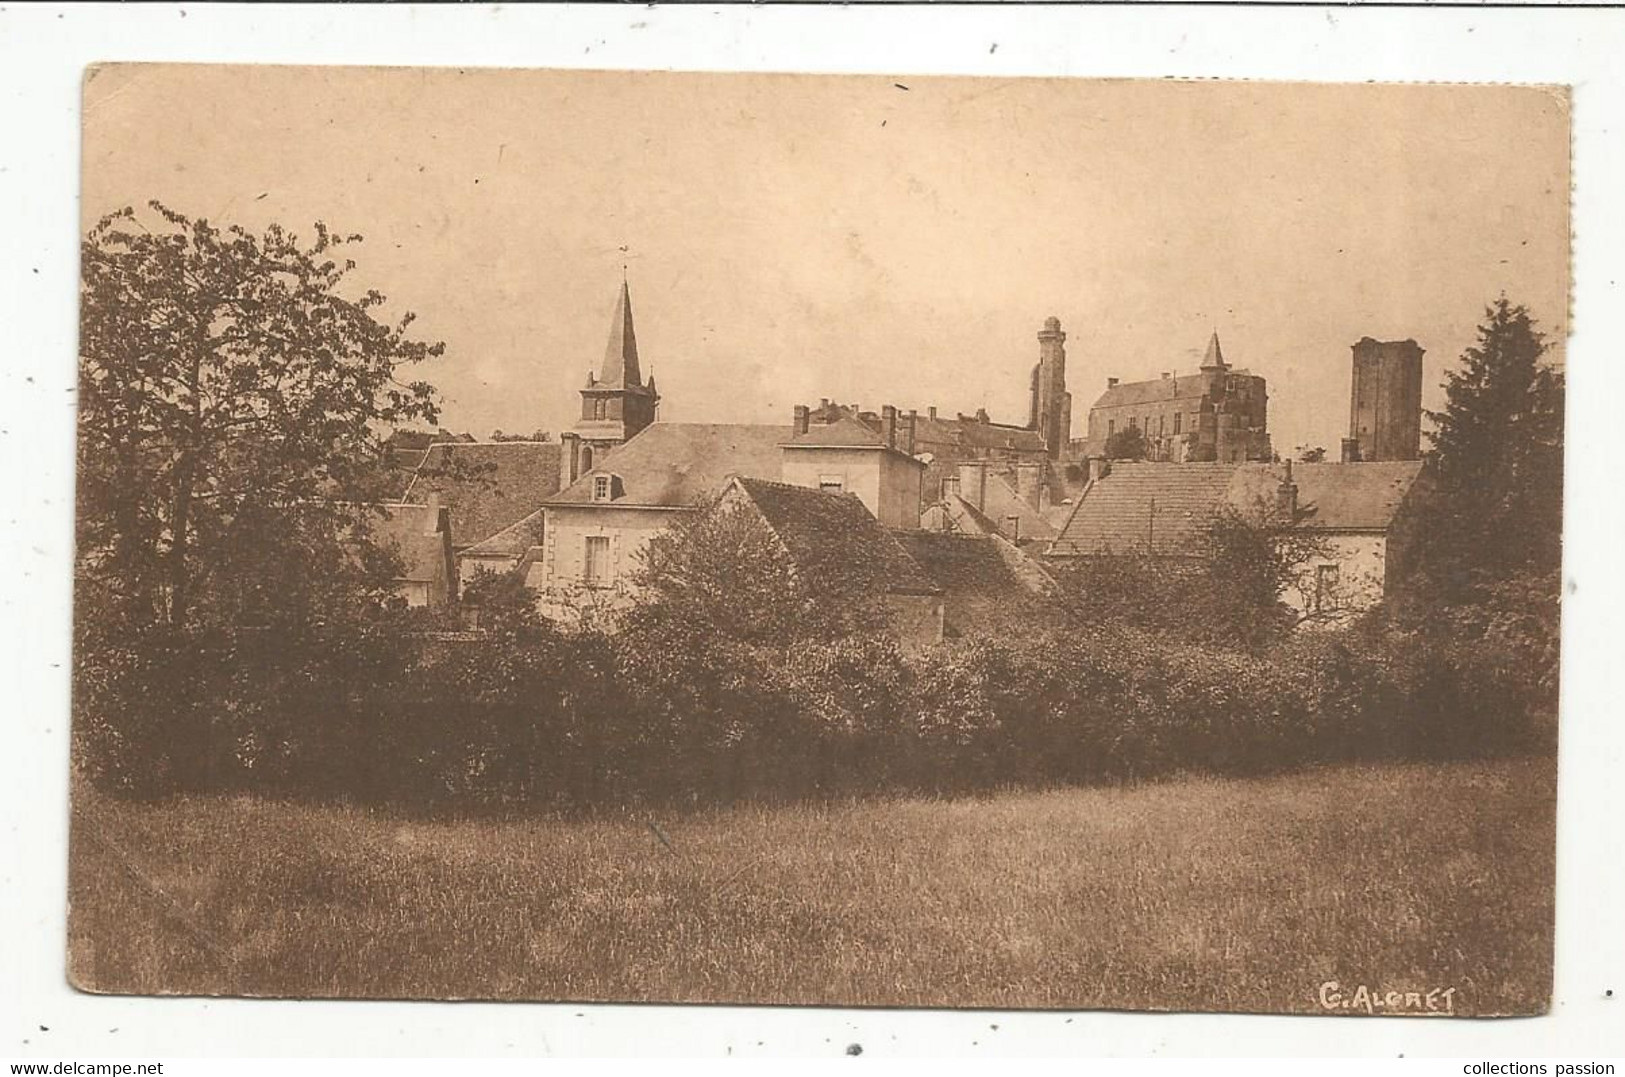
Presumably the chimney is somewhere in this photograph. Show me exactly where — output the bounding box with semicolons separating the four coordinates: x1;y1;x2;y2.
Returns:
793;404;810;436
928;406;938;421
975;407;989;424
882;405;898;449
906;409;918;455
1161;372;1171;380
563;431;582;484
423;491;443;535
1014;461;1044;510
1107;377;1120;388
958;461;988;513
1340;436;1361;464
1276;459;1298;521
1087;456;1111;483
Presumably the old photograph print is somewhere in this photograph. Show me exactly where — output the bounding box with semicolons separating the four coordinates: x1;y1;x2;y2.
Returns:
70;66;1567;1014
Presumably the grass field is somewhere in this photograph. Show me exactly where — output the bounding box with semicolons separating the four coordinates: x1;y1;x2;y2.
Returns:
66;757;1555;1015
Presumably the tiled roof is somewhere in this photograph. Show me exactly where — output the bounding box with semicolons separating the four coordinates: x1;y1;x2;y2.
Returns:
1050;461;1427;556
733;478;939;596
549;423;791;508
892;530;1060;636
460;507;546;559
1260;461;1426;531
404;442;563;550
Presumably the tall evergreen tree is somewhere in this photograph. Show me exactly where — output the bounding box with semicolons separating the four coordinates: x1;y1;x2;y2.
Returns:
1423;296;1564;582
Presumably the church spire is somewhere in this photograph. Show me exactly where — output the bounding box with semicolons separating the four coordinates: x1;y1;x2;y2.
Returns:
1200;330;1228;371
597;279;642;389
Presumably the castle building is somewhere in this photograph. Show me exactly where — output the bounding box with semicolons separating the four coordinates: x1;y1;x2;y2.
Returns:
563;280;660;475
1342;337;1424;463
1083;332;1271;463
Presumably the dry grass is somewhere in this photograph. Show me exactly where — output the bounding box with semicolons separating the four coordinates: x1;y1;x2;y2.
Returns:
67;757;1554;1014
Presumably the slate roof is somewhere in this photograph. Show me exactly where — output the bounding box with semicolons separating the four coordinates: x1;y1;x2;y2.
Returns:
732;478;939;596
595;280;644;389
786;416;890;449
548;423;792;508
1050;461;1427;557
1091;372;1214;410
892;530;1060;636
460;507;546;559
404;441;563;550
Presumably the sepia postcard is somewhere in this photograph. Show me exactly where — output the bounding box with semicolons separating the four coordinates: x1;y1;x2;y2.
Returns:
69;64;1568;1015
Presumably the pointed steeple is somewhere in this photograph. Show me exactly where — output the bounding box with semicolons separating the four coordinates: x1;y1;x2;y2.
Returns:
1200;331;1228;371
597;280;643;389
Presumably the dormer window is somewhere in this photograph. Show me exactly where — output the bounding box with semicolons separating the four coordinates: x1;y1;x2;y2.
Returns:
593;474;612;501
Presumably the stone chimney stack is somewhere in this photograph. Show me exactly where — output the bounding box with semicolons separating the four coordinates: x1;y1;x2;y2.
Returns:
1276;458;1299;521
562;431;582;484
882;405;898;449
1107;377;1120;389
1088;456;1112;483
928;406;938;421
423;491;443;535
1014;461;1047;510
793;404;810;437
905;409;918;455
958;461;988;513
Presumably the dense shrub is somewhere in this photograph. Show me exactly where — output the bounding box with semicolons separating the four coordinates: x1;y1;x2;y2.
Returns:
73;609;1556;811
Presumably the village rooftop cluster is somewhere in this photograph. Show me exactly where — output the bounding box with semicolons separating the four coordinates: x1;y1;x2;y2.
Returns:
375;280;1430;643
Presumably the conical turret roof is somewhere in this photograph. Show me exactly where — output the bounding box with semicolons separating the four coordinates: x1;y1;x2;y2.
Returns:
597;280;642;389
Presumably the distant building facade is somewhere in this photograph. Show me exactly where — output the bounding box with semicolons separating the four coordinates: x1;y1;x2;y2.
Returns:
1083;333;1271;463
1048;459;1430;620
1343;337;1424;463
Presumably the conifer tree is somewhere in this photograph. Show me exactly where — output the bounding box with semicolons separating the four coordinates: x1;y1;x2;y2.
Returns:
1423;296;1564;582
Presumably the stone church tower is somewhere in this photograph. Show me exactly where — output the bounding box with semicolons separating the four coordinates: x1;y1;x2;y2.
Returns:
1028;316;1073;459
570;280;660;468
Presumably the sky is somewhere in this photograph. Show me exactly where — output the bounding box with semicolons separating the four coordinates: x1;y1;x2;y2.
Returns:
81;65;1570;456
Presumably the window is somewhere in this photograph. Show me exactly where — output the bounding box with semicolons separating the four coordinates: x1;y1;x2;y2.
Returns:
1173;411;1182;435
583;535;611;586
1108;419;1116;437
593;474;612;501
1157;414;1166;436
819;474;845;493
941;475;960;499
592;398;608;420
1314;563;1341;611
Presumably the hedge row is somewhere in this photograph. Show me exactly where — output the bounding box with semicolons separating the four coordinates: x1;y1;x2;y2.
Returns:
73;618;1556;810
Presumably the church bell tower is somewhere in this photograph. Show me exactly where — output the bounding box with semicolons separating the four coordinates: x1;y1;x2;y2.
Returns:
571;280;660;464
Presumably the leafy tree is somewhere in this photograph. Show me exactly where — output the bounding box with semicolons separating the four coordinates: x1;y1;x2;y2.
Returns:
460;564;549;639
1423;296;1564;579
1104;425;1148;460
1296;445;1327;463
487;428;553;443
628;493;888;645
78;202;444;628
